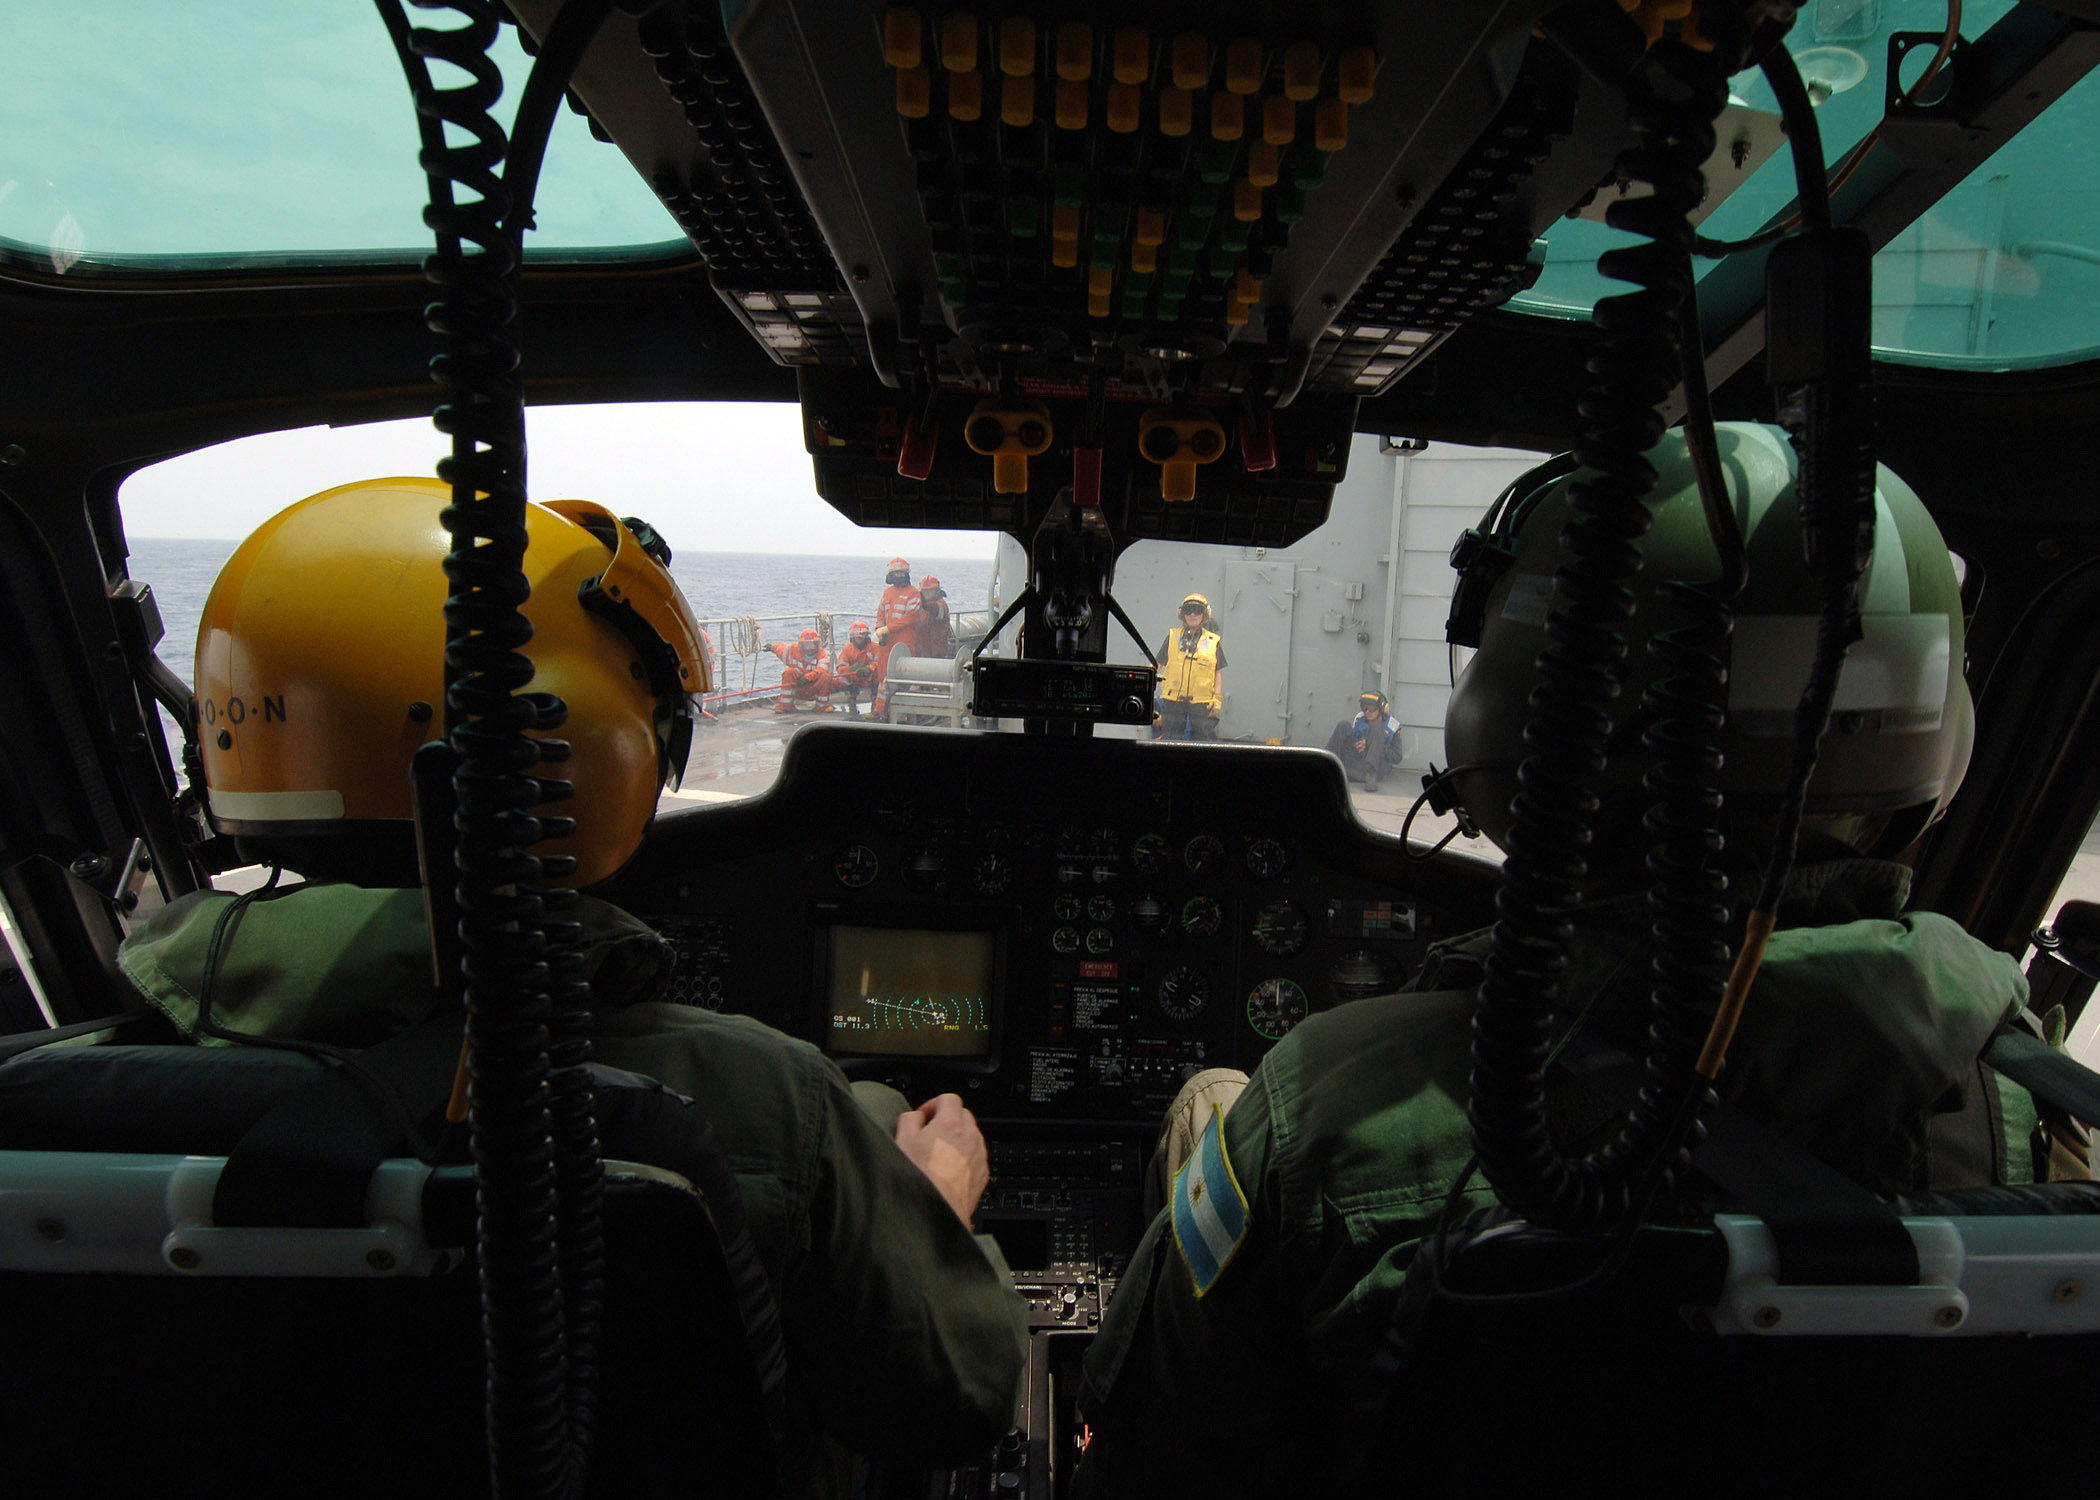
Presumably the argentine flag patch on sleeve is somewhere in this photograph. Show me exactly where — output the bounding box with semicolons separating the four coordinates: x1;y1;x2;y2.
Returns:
1171;1102;1250;1297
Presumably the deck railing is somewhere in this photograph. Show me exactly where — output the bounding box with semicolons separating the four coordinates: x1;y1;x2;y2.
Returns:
696;610;999;714
697;609;867;711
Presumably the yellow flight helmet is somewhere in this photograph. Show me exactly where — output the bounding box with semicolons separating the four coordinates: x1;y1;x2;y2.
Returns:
195;477;710;887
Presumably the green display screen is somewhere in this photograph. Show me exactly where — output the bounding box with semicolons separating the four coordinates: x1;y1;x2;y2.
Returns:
825;926;996;1060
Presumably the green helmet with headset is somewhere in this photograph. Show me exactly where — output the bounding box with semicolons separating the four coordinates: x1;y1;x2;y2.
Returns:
1443;422;1972;862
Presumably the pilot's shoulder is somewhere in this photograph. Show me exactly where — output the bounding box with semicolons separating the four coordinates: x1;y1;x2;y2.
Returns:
589;1003;835;1106
1250;990;1476;1146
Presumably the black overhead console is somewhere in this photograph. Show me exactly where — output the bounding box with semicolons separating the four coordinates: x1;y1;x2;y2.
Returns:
511;1;1758;549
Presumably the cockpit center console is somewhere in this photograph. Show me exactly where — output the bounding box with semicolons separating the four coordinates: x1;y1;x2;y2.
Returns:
612;724;1489;1287
610;722;1493;1488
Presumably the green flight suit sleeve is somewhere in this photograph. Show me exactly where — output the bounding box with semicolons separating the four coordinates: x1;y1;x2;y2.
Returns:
583;1004;1026;1475
1074;1073;1306;1499
1075;990;1491;1499
782;1065;1029;1463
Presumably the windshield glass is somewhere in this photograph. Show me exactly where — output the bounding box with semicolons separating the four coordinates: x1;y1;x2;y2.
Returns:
1511;1;2100;371
2;2;683;271
1094;436;1525;864
118;405;998;821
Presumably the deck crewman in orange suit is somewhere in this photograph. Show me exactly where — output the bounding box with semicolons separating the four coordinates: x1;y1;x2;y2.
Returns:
769;626;835;713
872;557;921;716
833;620;879;717
915;575;953;661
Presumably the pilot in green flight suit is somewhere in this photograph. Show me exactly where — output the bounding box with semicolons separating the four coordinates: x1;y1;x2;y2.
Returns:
121;480;1027;1497
1073;426;2074;1496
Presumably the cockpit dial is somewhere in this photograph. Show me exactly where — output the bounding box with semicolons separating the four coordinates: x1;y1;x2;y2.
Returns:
1131;833;1173;873
1183;834;1226;876
1245;837;1288;879
1180;895;1223;938
1157;965;1211;1022
974;853;1013;897
1251;899;1308;956
1247;978;1309;1040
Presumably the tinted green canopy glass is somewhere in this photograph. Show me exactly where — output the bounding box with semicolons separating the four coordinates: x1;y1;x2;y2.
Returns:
1514;0;2100;371
0;2;682;269
9;2;2099;371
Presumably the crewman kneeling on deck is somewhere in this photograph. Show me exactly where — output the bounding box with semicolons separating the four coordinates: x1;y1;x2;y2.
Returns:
832;619;878;716
770;625;835;713
118;478;1027;1496
1324;690;1400;792
1075;425;2085;1497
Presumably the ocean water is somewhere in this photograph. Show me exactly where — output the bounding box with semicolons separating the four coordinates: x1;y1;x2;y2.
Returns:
126;537;997;689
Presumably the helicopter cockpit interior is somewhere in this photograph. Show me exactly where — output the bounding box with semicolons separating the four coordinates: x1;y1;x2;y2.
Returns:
10;1;2100;1494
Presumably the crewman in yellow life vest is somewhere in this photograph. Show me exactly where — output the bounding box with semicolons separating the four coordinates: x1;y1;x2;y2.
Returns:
1155;593;1225;741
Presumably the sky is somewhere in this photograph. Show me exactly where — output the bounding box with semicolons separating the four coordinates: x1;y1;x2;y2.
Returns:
118;401;1001;558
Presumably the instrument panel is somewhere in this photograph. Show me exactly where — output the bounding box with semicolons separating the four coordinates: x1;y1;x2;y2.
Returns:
610;722;1494;1129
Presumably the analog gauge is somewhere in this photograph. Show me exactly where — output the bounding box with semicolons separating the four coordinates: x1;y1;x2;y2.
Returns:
1157;964;1211;1022
833;845;879;888
1088;894;1116;923
1252;899;1308;956
1180;895;1223;938
905;848;948;891
1245;837;1288;879
1247;978;1310;1040
1090;826;1122;858
1051;926;1082;954
1053;893;1083;922
974;853;1013;897
1090;863;1117;886
1131;893;1168;931
1183;834;1226;876
1055;860;1089;886
1131;832;1173;873
1085;927;1115;955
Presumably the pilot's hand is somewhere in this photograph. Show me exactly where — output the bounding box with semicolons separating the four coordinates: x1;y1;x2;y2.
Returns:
894;1092;991;1225
1354;738;1367;754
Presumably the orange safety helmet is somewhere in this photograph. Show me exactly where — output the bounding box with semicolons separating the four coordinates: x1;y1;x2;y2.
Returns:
918;575;944;597
195;477;710;887
886;557;912;586
848;620;872;643
797;626;822;657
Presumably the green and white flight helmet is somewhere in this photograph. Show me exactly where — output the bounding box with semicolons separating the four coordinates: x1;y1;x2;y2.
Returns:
1443;422;1973;862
